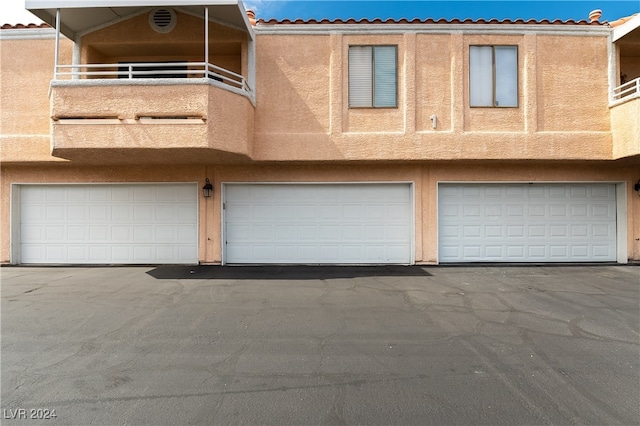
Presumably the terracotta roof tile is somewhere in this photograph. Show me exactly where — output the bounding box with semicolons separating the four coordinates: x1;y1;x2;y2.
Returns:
609;13;639;28
1;15;617;30
1;23;51;29
257;17;604;26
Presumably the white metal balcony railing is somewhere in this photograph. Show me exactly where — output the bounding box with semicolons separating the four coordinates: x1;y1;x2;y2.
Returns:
612;77;640;103
54;62;252;94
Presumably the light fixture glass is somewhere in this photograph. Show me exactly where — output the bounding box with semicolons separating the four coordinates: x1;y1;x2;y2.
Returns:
202;178;213;198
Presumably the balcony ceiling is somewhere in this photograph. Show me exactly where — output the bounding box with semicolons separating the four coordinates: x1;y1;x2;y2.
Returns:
618;30;640;56
25;0;253;39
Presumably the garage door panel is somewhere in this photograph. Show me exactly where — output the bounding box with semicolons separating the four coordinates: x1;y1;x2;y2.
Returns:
225;184;412;264
591;185;612;197
506;246;525;258
180;245;196;261
20;184;197;264
133;205;153;221
592;204;615;219
485;225;503;237
593;245;613;258
528;246;547;258
297;225;316;240
438;183;616;263
68;246;87;262
111;225;131;240
112;246;133;262
388;224;411;240
320;225;340;240
177;225;197;242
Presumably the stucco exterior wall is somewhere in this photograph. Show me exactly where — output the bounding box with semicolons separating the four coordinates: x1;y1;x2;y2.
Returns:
2;164;638;264
0;35;73;163
536;36;610;132
1;25;618;164
254;34;331;135
2;23;638;265
611;98;640;159
415;34;452;132
252;30;613;162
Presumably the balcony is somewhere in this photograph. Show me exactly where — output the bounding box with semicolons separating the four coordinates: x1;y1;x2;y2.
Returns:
610;78;640;160
27;1;256;164
610;13;639;161
50;62;254;164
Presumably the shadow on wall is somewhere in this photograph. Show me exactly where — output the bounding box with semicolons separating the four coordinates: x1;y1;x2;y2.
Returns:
146;265;432;280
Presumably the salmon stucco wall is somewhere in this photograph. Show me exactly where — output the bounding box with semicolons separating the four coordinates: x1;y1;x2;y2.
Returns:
254;34;331;135
0;35;73;163
2;25;617;165
611;98;640;159
252;30;613;162
48;83;254;162
536;36;610;132
415;34;452;132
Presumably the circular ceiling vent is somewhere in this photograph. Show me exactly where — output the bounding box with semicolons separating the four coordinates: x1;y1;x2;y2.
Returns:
149;8;177;33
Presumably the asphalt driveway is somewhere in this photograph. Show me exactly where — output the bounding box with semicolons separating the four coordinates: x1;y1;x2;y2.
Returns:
1;265;638;425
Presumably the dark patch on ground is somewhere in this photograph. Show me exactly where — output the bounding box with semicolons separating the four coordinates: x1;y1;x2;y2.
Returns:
146;265;432;280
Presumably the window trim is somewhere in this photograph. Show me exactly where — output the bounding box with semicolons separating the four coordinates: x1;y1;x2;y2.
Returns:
348;45;398;109
469;45;519;108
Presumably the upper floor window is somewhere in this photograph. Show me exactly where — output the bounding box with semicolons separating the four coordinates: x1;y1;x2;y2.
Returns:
348;45;397;108
470;45;518;107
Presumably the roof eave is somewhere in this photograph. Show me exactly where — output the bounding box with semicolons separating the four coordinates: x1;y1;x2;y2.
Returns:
25;0;254;39
612;13;640;42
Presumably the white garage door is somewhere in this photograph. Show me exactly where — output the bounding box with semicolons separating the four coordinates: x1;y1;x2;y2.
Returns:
438;183;617;262
224;183;413;264
19;184;198;264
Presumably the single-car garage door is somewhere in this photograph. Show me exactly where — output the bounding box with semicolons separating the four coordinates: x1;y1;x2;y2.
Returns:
224;183;413;264
19;184;198;264
438;183;617;262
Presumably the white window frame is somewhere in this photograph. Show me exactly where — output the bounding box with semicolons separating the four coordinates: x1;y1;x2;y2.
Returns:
348;45;398;108
469;45;518;108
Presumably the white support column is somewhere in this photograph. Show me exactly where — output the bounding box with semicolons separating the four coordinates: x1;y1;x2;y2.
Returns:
72;36;81;80
204;6;209;77
54;8;60;80
248;35;255;100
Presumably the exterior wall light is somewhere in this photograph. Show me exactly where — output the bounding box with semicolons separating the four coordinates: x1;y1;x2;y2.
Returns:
202;178;213;198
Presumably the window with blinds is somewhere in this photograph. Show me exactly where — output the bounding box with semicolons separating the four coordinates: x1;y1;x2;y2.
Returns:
348;45;397;108
469;45;518;107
